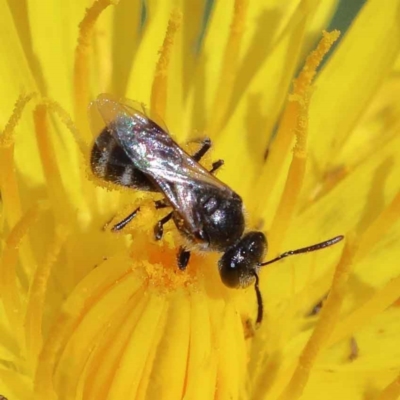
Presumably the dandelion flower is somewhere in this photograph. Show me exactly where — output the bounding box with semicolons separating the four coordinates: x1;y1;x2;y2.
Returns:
0;1;400;399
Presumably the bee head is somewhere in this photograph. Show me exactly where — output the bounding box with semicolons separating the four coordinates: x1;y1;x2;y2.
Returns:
218;231;267;288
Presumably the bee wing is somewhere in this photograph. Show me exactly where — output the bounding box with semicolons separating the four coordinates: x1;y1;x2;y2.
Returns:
91;93;229;192
90;93;169;135
91;94;235;234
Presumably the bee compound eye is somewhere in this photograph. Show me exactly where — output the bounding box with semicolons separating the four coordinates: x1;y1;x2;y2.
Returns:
218;256;242;288
218;232;267;288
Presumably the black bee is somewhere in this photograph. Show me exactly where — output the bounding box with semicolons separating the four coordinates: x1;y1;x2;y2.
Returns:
90;94;344;325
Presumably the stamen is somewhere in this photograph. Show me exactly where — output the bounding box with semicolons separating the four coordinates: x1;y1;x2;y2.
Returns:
207;0;248;136
269;31;340;254
41;98;96;209
42;97;88;158
151;9;182;120
74;0;119;139
33;105;70;223
25;226;68;370
0;205;42;347
0;94;35;227
268;92;309;255
278;239;353;400
292;31;340;99
254;100;297;218
0;93;35;148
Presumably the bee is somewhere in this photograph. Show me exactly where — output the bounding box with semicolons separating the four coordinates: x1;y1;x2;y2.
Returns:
90;94;344;325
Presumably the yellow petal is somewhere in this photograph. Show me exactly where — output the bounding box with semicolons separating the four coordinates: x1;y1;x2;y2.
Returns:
289;131;400;253
211;6;308;203
125;1;174;106
0;3;44;183
0;2;37;97
304;308;400;399
110;1;143;96
26;0;87;112
308;0;400;174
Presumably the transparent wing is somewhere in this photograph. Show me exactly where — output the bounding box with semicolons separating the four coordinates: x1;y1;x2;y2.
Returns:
90;93;230;193
90;94;237;231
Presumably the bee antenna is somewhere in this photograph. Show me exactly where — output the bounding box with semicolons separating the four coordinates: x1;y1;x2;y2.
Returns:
252;271;264;325
258;235;344;267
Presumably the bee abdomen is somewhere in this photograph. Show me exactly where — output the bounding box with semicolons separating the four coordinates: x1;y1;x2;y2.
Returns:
91;128;156;191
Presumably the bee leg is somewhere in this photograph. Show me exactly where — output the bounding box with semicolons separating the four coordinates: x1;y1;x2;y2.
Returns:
154;211;173;240
192;137;211;161
210;159;224;174
177;247;191;270
111;207;141;231
154;199;169;209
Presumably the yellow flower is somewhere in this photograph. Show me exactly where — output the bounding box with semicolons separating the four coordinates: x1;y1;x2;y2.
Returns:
1;1;400;399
